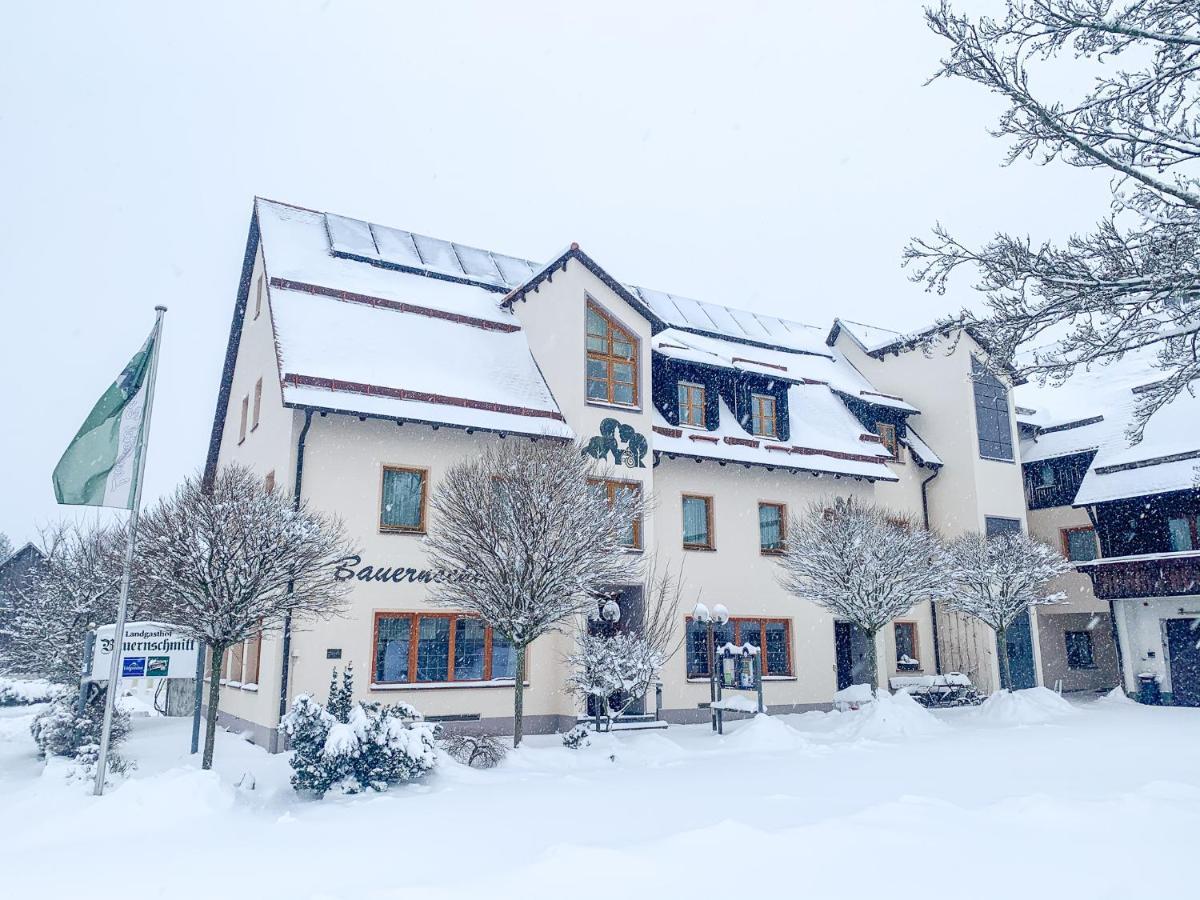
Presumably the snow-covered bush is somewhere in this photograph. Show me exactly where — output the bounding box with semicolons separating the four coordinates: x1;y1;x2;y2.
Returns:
30;688;130;776
441;732;506;769
562;724;591;750
0;676;69;706
280;665;436;798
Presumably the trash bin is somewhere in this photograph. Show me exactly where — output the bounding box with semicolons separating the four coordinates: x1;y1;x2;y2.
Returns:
1137;673;1161;705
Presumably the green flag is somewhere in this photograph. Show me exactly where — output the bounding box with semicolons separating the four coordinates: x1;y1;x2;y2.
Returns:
53;328;156;509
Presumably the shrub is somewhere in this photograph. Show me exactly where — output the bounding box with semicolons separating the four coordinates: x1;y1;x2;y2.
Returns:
31;688;130;776
0;677;69;707
441;732;506;769
280;665;436;798
562;723;591;750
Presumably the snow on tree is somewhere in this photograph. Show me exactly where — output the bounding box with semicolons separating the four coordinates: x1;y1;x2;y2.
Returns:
4;521;156;685
906;2;1200;440
565;562;684;731
133;464;357;769
423;438;642;747
0;532;12;565
775;498;951;695
280;664;434;797
943;531;1071;691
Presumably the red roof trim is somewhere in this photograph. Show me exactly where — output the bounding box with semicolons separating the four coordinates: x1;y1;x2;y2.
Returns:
283;374;565;421
269;277;520;333
653;425;684;438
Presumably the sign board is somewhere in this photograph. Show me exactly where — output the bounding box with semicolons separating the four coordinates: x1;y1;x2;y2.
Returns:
91;621;199;681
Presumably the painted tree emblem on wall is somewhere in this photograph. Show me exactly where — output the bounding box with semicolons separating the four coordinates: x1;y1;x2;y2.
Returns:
582;418;648;468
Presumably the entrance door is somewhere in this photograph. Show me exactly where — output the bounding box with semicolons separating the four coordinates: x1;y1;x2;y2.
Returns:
586;586;645;717
1002;610;1038;690
1165;618;1200;707
835;621;872;690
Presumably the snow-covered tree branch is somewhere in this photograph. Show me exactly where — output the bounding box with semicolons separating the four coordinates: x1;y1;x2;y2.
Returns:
565;560;685;731
133;465;357;768
775;498;951;694
943;530;1071;691
423;438;643;746
906;1;1200;440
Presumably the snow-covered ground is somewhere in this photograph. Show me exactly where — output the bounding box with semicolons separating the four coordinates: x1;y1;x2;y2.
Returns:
3;690;1198;899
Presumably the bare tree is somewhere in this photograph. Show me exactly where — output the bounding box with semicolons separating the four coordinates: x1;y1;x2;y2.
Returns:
424;438;643;747
4;521;150;685
776;498;951;695
943;530;1071;691
134;465;356;768
0;532;12;565
906;1;1200;439
565;561;684;732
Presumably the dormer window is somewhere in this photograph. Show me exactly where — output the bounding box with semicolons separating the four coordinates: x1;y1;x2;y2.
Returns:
750;393;777;438
586;303;638;407
678;382;705;428
876;422;899;459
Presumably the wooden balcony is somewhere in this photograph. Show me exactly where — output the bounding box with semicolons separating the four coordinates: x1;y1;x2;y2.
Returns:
1077;551;1200;601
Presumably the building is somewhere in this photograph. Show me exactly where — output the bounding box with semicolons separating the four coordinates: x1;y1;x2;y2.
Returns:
205;198;1188;748
1015;351;1200;705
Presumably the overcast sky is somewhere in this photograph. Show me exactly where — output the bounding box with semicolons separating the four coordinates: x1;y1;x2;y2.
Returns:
0;1;1111;546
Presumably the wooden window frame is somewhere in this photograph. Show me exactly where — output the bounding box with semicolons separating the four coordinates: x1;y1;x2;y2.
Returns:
379;465;429;534
893;621;920;670
678;381;706;428
1167;514;1200;552
585;300;640;409
252;377;263;431
750;393;778;438
1061;526;1098;562
238;395;249;444
590;478;643;550
758;501;787;555
876;422;900;460
254;275;263;320
371;611;520;685
681;493;715;551
684;616;793;678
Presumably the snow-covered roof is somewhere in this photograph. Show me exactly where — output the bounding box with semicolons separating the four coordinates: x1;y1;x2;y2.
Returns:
832;319;908;354
1016;347;1200;504
259;201;571;438
652;329;918;413
903;428;943;468
651;388;898;481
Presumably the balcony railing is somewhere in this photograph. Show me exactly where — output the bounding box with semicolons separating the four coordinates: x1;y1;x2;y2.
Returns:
1076;550;1200;600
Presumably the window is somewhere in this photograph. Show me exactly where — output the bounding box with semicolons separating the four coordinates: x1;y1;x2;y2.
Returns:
1168;515;1198;552
254;275;263;320
252;378;263;430
972;357;1014;461
985;516;1022;537
894;622;919;670
678;382;706;428
380;466;427;533
238;395;249;443
682;495;714;550
685;617;792;678
264;470;276;493
1062;527;1098;562
876;422;899;460
758;502;785;553
372;613;518;684
586;302;638;406
222;631;261;686
1064;631;1096;669
750;393;777;438
591;479;643;549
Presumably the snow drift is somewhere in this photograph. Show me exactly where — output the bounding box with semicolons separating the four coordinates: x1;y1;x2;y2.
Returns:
834;690;945;741
973;687;1077;726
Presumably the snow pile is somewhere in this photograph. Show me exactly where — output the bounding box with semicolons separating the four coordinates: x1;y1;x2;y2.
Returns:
726;713;808;751
973;687;1077;726
834;690;945;741
1097;687;1134;706
832;683;874;711
711;694;761;713
0;678;67;707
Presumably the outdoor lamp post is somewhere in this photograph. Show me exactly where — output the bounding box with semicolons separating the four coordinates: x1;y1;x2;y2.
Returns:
693;601;730;732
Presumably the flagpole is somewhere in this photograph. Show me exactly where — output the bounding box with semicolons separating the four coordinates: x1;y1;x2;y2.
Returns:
94;306;166;796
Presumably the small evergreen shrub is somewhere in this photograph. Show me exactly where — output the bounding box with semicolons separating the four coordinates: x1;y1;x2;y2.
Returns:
562;723;591;750
31;688;130;777
441;732;506;769
0;677;69;706
280;664;436;798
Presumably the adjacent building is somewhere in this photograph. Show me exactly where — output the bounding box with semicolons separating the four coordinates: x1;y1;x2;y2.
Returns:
205;198;1196;748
